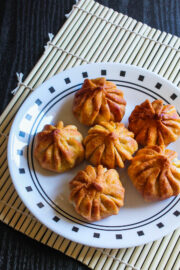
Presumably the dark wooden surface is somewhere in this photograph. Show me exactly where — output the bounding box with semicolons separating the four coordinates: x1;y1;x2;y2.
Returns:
0;0;179;269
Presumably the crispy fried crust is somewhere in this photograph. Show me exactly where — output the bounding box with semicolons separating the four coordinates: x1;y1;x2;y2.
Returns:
128;145;180;201
73;77;126;126
69;165;125;221
128;99;180;146
34;121;84;173
83;121;138;168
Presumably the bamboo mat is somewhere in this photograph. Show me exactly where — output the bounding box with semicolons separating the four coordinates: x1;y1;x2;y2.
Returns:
0;0;180;269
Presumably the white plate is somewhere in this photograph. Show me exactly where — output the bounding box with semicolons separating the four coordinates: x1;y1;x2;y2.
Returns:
8;63;180;249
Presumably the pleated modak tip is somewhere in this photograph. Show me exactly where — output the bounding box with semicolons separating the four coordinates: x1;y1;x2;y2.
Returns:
83;121;138;169
73;77;126;126
128;99;180;146
34;121;84;173
69;165;125;221
128;145;180;202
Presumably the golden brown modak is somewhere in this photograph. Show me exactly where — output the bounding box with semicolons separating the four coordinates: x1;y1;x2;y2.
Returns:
34;121;84;173
69;165;125;221
128;145;180;202
73;77;126;126
83;121;138;168
128;99;180;146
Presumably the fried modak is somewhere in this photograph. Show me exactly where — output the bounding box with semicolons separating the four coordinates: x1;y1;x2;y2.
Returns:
69;165;125;221
128;145;180;202
73;77;126;126
34;121;84;173
83;121;138;168
128;99;180;146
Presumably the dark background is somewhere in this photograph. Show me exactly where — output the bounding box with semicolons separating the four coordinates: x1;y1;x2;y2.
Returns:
0;0;179;269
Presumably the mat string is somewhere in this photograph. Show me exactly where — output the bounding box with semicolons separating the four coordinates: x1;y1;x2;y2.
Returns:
0;130;8;139
0;198;139;269
44;33;90;63
48;43;90;63
97;250;140;270
66;4;180;53
65;0;80;18
44;33;55;51
0;199;36;221
11;73;34;95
